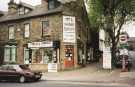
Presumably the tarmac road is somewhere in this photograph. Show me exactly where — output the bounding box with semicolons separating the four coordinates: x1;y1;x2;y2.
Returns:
0;80;134;87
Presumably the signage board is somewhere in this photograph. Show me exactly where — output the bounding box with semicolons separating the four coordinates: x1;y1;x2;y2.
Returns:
120;49;128;55
48;63;58;72
28;41;53;48
119;34;128;44
103;47;112;69
63;16;76;43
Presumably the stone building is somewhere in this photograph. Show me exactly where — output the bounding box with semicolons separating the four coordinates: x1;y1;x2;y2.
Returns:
0;0;92;71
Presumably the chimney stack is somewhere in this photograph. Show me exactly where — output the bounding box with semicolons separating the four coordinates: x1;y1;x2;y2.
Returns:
8;0;18;14
41;0;48;10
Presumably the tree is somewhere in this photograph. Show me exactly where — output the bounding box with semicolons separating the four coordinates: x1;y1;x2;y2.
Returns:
88;0;135;63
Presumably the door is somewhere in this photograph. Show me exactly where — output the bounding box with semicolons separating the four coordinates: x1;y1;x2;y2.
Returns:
64;45;74;68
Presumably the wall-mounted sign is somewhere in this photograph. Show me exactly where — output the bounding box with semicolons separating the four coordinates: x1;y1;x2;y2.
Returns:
28;41;53;48
63;16;76;43
48;63;58;72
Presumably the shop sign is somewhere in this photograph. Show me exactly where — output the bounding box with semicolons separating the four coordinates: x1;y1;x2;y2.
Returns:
28;41;53;48
63;16;76;43
48;63;57;72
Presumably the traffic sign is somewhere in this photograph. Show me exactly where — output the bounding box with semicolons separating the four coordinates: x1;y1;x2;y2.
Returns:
119;34;128;44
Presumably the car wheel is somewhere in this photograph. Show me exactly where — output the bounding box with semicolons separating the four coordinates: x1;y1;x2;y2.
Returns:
19;76;25;83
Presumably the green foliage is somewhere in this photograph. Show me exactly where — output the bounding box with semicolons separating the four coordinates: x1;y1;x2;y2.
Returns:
88;0;103;29
88;0;135;60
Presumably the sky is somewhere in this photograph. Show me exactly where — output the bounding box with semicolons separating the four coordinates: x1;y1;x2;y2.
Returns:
122;21;135;37
0;0;41;11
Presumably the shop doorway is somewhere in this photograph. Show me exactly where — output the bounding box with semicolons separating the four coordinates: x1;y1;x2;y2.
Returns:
64;45;74;68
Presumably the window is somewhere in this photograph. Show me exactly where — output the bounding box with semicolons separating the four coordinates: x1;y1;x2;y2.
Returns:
42;21;49;36
24;8;29;14
18;7;24;15
32;49;42;63
48;0;60;10
24;23;30;38
24;48;31;64
43;48;53;64
4;45;16;63
48;0;55;9
8;25;15;40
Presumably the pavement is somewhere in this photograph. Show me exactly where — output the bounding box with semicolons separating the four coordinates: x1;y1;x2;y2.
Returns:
42;63;135;84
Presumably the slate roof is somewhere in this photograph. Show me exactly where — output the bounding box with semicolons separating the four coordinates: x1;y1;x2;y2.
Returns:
0;11;3;14
0;4;62;23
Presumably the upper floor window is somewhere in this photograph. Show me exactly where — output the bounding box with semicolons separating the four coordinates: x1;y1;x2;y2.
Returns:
25;9;29;14
42;21;49;36
18;7;30;15
8;25;15;40
48;0;55;10
48;0;60;10
18;7;24;15
24;23;30;38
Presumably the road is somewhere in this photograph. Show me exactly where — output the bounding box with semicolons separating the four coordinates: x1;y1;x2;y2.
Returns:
0;80;134;87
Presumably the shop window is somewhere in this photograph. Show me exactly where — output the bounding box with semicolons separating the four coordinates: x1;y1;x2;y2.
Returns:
24;23;30;38
43;48;54;64
30;48;57;64
8;25;15;40
32;49;42;64
42;21;49;36
4;45;16;63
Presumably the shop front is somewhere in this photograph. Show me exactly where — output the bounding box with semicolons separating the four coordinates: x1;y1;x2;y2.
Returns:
25;41;60;71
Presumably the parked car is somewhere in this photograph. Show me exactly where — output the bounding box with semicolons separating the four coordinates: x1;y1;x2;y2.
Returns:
0;64;42;83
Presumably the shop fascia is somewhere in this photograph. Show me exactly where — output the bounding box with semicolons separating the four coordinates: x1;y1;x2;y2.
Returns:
28;41;53;48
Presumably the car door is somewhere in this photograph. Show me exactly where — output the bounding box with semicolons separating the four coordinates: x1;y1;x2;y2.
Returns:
0;66;9;80
6;66;19;81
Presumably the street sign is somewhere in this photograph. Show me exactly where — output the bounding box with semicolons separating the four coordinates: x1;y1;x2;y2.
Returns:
120;49;128;55
119;34;128;44
120;44;128;49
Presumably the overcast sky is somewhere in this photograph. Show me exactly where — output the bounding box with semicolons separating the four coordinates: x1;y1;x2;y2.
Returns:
0;0;41;11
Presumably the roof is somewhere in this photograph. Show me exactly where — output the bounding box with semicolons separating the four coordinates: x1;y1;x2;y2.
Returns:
0;11;4;15
0;5;62;23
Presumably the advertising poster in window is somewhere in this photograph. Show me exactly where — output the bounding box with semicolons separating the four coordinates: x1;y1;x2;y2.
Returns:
63;16;76;43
